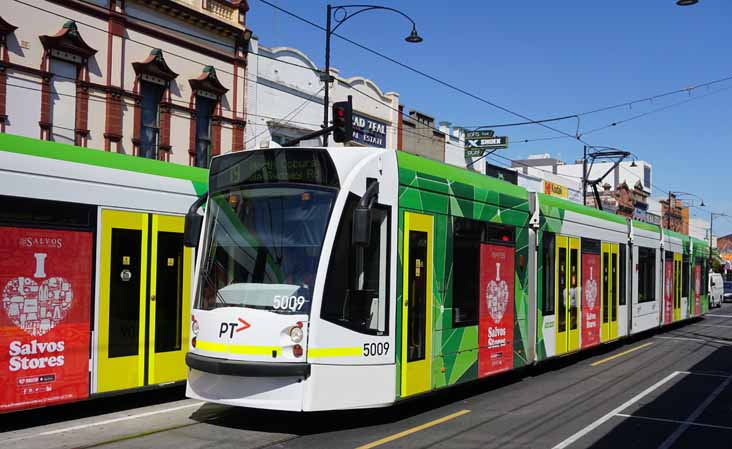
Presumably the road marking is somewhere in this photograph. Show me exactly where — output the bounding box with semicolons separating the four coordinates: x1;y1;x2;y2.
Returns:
355;409;471;449
657;375;732;449
3;401;202;443
590;342;654;367
679;370;732;378
615;414;732;431
656;336;732;345
705;314;732;318
551;371;682;449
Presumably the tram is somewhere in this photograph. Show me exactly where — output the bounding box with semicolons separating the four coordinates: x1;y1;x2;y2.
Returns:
184;146;710;411
0;133;205;412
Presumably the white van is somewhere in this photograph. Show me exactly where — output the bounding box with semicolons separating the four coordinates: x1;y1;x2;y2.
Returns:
709;273;724;308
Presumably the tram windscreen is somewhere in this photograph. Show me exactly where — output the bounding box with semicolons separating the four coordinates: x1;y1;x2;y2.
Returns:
197;187;336;314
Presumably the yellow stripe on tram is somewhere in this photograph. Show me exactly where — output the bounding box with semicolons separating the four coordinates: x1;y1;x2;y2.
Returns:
308;347;362;358
196;340;282;356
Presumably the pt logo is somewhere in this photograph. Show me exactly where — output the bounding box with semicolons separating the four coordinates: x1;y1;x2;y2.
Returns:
218;317;251;338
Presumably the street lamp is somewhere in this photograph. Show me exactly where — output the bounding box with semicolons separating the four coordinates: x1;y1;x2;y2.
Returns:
709;211;729;268
676;0;699;5
321;4;423;146
664;191;705;230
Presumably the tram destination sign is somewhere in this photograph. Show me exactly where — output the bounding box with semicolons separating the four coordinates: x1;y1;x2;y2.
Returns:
464;129;509;157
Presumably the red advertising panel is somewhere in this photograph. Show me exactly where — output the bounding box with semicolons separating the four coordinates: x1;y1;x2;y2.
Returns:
581;253;600;348
0;227;92;412
664;260;673;324
479;244;514;377
694;264;701;316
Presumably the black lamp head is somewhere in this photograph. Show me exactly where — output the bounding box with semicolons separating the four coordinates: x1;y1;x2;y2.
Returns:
405;27;423;43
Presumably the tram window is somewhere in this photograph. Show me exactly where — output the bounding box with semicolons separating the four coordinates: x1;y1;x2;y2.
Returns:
558;247;567;332
452;217;481;327
569;248;578;330
611;251;618;321
0;195;96;230
542;233;555;316
682;255;690;297
321;194;390;335
638;247;656;303
602;252;609;323
619;244;627;306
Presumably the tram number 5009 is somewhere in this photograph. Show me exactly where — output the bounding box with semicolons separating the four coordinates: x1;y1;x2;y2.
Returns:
363;342;389;357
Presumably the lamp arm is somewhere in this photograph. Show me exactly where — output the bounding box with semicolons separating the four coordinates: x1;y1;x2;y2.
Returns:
331;5;417;34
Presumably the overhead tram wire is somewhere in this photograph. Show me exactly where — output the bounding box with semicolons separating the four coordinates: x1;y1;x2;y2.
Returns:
18;0;722;191
255;0;584;143
19;0;722;159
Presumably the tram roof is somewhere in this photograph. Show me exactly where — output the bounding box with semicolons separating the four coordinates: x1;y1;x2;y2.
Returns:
0;134;208;195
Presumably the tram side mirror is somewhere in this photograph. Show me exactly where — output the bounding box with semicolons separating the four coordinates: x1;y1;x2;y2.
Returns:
184;192;208;248
352;180;379;247
184;212;203;248
352;207;372;246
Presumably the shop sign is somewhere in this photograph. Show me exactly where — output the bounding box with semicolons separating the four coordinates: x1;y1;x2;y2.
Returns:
0;227;93;412
632;208;662;226
465;129;508;156
543;181;569;199
351;113;387;148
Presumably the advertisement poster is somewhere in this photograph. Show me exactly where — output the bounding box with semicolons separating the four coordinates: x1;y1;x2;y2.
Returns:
664;260;673;324
581;252;600;348
0;227;92;412
478;243;514;377
694;264;701;316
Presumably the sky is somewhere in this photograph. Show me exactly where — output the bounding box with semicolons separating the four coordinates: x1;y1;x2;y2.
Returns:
247;0;732;237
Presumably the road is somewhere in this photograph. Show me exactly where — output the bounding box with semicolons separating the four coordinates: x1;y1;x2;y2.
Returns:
4;304;732;449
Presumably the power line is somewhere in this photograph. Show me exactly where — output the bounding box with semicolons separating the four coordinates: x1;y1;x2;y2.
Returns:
255;0;583;142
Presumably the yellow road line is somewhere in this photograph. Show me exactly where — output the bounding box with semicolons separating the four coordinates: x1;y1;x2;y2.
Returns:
590;342;654;367
355;409;471;449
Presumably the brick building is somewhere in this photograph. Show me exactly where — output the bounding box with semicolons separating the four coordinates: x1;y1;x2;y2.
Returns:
1;0;252;167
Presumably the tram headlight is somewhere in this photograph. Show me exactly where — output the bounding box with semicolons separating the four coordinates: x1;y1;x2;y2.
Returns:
191;318;199;336
289;326;303;343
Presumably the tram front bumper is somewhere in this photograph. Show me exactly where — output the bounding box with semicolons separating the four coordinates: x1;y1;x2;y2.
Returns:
185;352;310;377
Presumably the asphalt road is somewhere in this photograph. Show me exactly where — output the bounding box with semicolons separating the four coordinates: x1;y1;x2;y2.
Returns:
4;304;732;449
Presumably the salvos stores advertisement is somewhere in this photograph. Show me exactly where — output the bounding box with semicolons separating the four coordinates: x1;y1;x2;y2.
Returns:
0;227;92;411
478;244;515;377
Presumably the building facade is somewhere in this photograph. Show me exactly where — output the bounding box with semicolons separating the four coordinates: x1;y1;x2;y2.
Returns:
398;108;445;161
245;38;399;150
2;0;251;167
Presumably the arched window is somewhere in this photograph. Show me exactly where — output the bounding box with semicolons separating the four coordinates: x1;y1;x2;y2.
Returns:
39;21;97;146
132;49;178;160
188;66;228;168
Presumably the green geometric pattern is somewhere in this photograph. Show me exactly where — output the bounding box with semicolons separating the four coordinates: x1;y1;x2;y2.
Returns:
396;152;530;396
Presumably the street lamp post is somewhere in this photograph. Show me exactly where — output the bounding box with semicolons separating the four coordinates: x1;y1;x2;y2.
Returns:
664;191;705;231
709;212;729;268
321;4;423;146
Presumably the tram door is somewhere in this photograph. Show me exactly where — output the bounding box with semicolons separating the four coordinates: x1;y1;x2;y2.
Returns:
555;236;580;355
673;253;682;322
601;243;619;342
401;212;433;397
97;210;192;393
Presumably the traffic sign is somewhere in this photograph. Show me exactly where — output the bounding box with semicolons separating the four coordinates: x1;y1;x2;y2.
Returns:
464;134;509;157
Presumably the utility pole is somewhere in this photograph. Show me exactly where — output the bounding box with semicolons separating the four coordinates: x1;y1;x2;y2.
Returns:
582;145;587;206
666;191;671;230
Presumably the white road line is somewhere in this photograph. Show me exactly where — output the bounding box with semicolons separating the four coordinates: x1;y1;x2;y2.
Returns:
705;314;732;318
615;414;732;431
679;371;732;378
3;401;202;443
657;375;732;449
551;371;683;449
655;336;732;345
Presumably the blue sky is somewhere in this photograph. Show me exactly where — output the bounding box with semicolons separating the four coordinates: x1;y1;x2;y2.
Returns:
248;0;732;237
